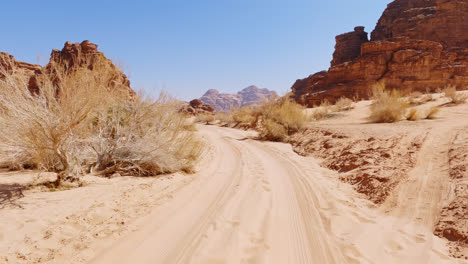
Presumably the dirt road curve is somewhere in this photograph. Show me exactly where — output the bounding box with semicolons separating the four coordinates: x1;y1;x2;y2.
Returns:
90;125;465;264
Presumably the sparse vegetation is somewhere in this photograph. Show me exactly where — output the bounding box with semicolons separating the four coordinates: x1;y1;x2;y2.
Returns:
195;113;215;124
443;86;468;104
0;56;202;185
424;106;440;119
256;97;309;141
369;82;409;123
231;106;258;127
406;108;420;121
332;97;353;112
214;111;234;126
310;100;331;121
215;97;308;142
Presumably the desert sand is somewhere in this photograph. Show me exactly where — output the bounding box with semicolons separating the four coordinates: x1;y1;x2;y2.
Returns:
1;94;467;264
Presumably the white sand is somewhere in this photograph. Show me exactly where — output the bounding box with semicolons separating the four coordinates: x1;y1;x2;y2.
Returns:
1;93;468;263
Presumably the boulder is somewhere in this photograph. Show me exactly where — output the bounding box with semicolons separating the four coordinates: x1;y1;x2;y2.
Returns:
180;99;215;115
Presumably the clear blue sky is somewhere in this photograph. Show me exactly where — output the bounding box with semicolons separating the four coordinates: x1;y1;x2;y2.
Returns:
2;0;389;101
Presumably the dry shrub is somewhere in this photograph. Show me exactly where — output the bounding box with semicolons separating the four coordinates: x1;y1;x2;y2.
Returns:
0;58;115;181
214;111;234;126
0;56;202;184
406;108;420;121
332;97;353;112
369;82;409;123
311;100;332;120
195;113;215;124
310;107;330;121
257;98;309;141
443;86;468;104
420;94;434;103
225;97;308;141
88;94;203;177
231;106;258;127
424;106;440;119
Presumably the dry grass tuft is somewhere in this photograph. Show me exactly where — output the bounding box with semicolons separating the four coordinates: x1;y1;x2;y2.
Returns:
310;100;331;120
332;97;353;112
231;106;259;128
257;97;309;141
424;106;440;119
443;86;468;105
369;82;409;123
223;97;308;141
214;111;234;126
195;113;215;124
88;94;203;177
406;108;420;121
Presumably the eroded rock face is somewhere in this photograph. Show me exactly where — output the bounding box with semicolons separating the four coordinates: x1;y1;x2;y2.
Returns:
180;99;215;115
331;27;369;66
200;85;278;112
1;41;135;99
292;0;468;106
371;0;468;48
46;41;134;98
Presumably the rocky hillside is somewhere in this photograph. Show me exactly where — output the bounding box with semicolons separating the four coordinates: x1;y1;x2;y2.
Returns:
200;85;278;112
291;0;468;106
0;40;135;99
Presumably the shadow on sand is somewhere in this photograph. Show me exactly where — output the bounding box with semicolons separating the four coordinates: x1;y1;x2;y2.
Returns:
0;184;25;209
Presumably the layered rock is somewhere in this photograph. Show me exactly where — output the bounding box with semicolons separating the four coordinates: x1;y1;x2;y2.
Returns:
372;0;468;48
292;0;468;106
180;99;215;115
200;85;278;112
331;26;369;66
1;41;134;99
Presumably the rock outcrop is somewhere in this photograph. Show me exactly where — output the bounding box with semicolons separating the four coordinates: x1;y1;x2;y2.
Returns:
180;99;215;115
292;0;468;106
371;0;468;48
331;26;369;66
0;53;42;92
1;41;135;99
200;85;278;112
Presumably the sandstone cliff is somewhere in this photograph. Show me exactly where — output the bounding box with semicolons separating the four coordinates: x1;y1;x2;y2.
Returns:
200;85;278;112
0;41;134;99
292;0;468;106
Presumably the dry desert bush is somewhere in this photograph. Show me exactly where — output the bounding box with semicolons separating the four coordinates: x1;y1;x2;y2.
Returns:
257;97;309;141
332;97;353;112
310;100;331;120
406;108;420;121
231;106;259;127
369;82;409;123
222;97;308;141
425;106;440;119
0;56;202;185
214;111;234;126
443;86;468;105
195;113;215;124
88;94;203;177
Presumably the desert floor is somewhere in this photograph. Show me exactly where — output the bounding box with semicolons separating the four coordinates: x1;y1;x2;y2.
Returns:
1;94;467;264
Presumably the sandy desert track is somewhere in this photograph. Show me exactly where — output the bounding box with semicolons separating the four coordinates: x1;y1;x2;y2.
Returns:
90;126;348;264
2;119;466;264
88;125;466;264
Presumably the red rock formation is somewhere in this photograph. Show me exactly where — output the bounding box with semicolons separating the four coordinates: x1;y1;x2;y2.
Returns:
1;41;135;99
45;41;134;98
372;0;468;48
180;99;215;115
292;0;468;106
200;86;278;112
331;27;369;66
